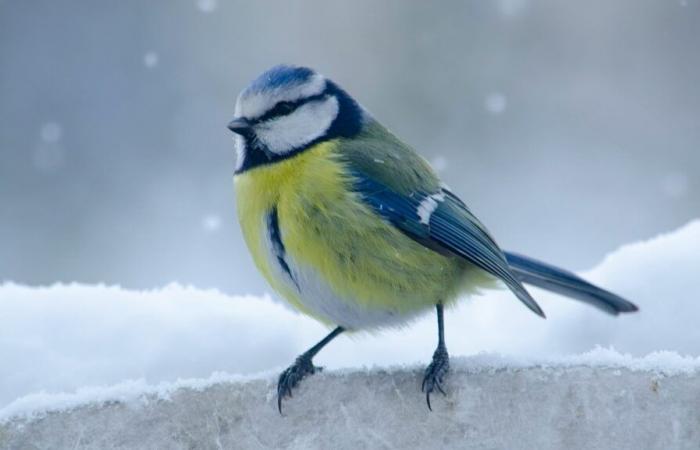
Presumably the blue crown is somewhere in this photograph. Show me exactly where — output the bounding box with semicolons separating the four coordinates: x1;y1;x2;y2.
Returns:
244;65;316;96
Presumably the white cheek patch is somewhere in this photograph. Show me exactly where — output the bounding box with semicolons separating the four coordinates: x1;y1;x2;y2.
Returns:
255;96;339;154
236;74;326;119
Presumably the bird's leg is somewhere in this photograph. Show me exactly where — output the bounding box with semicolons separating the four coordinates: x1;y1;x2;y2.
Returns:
422;303;449;410
277;326;344;413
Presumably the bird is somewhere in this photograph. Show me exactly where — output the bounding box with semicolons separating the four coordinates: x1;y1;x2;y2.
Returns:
227;64;638;412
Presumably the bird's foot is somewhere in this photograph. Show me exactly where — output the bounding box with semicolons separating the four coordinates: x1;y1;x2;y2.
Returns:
277;354;321;413
422;344;449;411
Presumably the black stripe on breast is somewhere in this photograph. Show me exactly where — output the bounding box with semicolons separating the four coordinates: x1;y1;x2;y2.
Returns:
266;206;299;289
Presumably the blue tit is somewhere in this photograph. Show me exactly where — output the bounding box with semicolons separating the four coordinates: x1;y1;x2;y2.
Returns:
227;65;638;412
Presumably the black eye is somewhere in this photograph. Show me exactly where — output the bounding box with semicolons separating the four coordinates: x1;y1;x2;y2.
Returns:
270;101;296;117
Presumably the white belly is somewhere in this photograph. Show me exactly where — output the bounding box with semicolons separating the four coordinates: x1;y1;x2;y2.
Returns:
261;228;423;330
290;256;425;329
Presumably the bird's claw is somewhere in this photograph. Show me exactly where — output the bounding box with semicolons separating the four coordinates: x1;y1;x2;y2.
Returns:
277;355;320;413
422;344;449;411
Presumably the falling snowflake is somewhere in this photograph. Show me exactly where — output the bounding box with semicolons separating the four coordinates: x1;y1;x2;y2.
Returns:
143;52;159;69
35;122;65;173
197;0;218;13
497;0;529;17
202;214;222;232
485;93;507;115
40;122;62;143
431;156;448;174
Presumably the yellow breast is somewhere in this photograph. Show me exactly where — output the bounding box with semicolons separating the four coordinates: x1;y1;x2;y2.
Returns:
234;141;471;329
234;141;350;319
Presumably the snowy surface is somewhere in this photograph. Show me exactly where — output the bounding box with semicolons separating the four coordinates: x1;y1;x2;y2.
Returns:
1;220;699;421
2;349;699;423
2;362;699;450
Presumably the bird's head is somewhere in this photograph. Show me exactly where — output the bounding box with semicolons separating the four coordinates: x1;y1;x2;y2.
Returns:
228;65;365;173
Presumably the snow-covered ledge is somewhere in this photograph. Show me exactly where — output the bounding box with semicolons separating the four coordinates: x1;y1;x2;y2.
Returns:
2;352;699;450
2;221;699;448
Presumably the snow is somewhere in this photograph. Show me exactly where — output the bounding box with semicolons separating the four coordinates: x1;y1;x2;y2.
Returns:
497;0;529;18
484;92;507;115
35;121;65;173
201;213;222;232
1;219;699;421
143;51;158;69
39;122;62;143
4;362;699;449
196;0;218;13
3;348;699;423
0;372;261;423
430;155;448;173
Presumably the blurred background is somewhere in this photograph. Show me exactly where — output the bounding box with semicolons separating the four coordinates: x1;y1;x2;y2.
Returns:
1;0;698;296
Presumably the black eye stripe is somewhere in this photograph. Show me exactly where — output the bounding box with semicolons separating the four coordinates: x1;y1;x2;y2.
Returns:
252;92;329;124
267;101;295;117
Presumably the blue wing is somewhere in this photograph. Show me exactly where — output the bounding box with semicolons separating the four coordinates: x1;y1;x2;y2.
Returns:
351;171;637;316
351;172;546;318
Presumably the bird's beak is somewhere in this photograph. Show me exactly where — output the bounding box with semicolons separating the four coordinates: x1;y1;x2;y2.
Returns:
227;117;251;135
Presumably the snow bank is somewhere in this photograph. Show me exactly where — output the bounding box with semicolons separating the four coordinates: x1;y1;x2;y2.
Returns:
1;220;699;420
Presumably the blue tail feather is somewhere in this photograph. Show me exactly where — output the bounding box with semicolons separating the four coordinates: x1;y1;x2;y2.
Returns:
504;252;638;315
